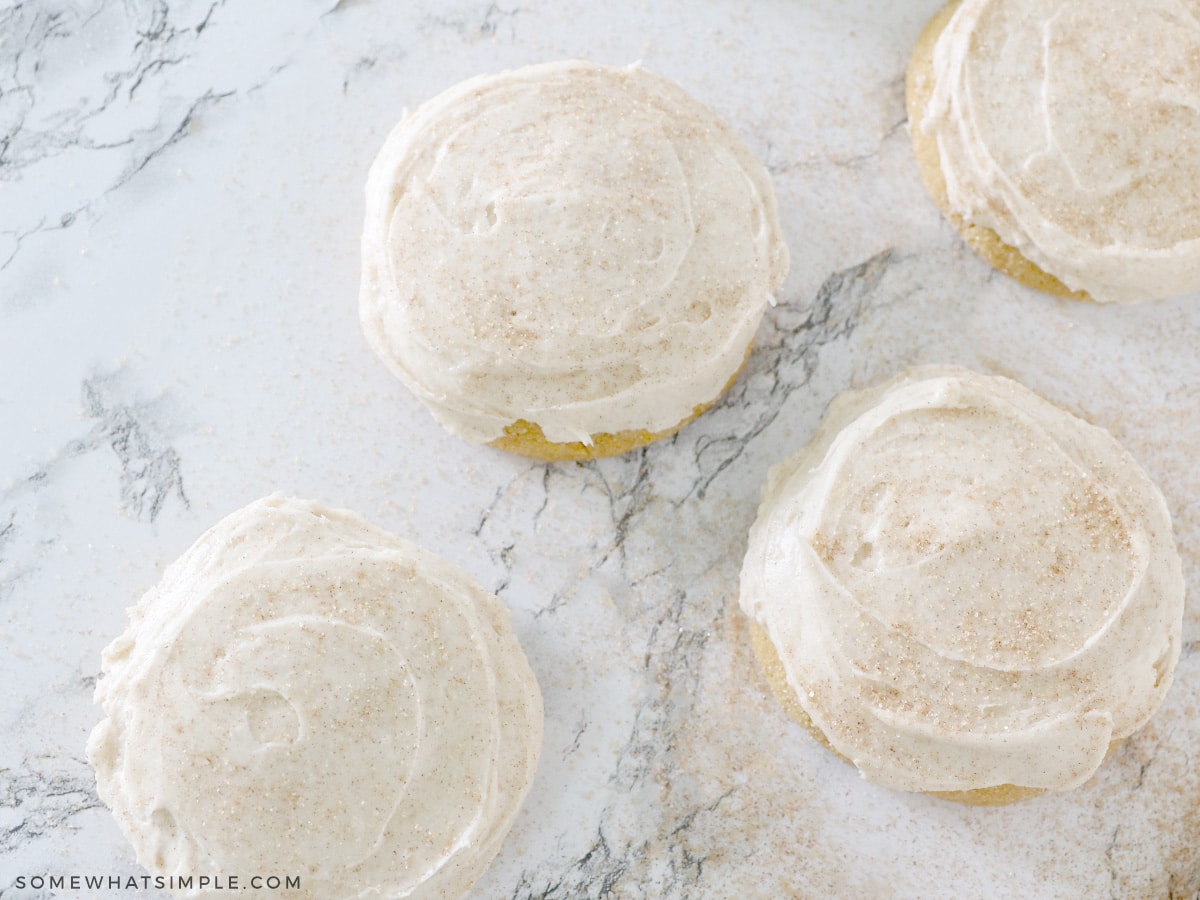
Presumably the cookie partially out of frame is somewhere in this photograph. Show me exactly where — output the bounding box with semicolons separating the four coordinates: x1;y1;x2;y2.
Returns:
905;0;1084;301
907;0;1200;304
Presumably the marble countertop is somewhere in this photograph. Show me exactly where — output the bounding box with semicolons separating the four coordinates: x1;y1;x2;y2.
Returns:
3;1;1199;897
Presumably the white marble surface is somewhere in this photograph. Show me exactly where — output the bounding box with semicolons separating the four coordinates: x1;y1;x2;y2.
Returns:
2;1;1199;897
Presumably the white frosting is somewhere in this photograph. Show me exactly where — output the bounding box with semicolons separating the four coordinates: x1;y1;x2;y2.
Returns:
360;59;788;444
740;367;1184;793
923;0;1200;303
88;495;542;899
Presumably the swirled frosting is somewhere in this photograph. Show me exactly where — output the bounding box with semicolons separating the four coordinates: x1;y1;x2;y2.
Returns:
922;0;1200;303
740;367;1184;793
359;59;788;444
88;495;542;899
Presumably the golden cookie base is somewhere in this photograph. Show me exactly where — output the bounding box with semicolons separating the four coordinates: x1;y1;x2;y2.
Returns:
906;0;1090;302
488;353;750;462
489;418;699;462
748;622;1047;806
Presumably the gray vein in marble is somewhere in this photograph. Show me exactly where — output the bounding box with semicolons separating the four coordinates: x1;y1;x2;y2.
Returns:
0;0;293;280
531;467;552;526
467;458;740;897
468;249;906;899
117;88;236;188
458;250;900;892
508;524;732;895
531;588;567;619
580;451;655;569
765;75;908;175
421;2;526;44
506;827;627;900
1104;825;1121;900
493;541;516;595
76;374;188;522
633;573;724;784
0;757;102;855
508;785;737;899
841;74;909;169
6;371;187;524
0;507;32;606
472;477;520;538
341;55;381;94
0;511;14;559
562;717;588;760
684;248;895;500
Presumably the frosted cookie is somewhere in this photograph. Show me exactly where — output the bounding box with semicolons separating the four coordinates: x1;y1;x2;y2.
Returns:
88;495;542;899
907;0;1200;303
739;367;1184;804
360;59;789;460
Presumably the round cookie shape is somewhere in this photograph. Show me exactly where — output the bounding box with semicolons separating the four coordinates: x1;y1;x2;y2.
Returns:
909;0;1200;303
88;495;543;899
360;60;789;459
739;367;1184;801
